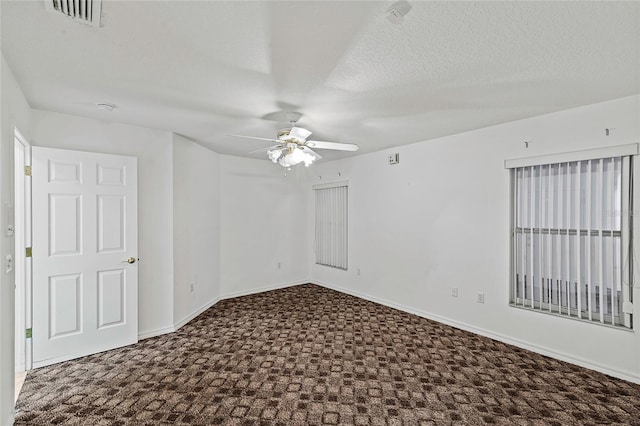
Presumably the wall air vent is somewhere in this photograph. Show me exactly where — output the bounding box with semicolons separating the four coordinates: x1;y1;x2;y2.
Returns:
44;0;102;27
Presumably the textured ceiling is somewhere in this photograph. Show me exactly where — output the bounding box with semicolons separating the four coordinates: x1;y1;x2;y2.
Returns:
2;1;639;162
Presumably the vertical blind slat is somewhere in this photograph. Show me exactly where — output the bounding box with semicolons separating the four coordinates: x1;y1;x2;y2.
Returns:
513;168;518;302
518;168;525;305
598;159;604;323
565;162;571;316
330;188;335;267
547;164;552;311
517;168;523;304
555;163;562;313
609;158;616;325
336;187;339;268
539;165;544;308
576;161;582;318
529;166;535;308
586;160;592;320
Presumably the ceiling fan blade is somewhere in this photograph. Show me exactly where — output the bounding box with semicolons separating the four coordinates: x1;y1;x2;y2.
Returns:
229;134;280;143
289;127;312;142
248;145;281;155
306;140;359;151
300;146;322;160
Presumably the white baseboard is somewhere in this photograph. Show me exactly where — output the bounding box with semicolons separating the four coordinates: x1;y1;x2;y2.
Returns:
311;280;640;385
173;297;221;332
138;325;176;341
221;280;307;300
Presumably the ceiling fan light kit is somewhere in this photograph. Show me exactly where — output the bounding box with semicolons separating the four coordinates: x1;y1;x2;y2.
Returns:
268;144;316;168
232;112;359;170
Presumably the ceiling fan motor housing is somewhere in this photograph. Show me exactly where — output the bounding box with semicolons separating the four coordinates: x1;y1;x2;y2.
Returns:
277;128;293;141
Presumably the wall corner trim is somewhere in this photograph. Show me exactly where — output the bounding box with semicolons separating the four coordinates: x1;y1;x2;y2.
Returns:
310;280;640;385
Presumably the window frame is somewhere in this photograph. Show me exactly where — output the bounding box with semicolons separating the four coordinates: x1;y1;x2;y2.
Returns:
313;181;349;270
506;144;637;329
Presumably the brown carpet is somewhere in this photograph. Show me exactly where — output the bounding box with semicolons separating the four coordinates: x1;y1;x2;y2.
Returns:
14;284;640;425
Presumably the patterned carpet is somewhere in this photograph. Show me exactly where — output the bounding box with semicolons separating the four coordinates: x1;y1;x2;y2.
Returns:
14;284;640;425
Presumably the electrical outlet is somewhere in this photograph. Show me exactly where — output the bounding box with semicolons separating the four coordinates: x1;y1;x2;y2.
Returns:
388;153;400;165
451;288;458;297
477;292;485;303
5;254;13;273
357;268;361;276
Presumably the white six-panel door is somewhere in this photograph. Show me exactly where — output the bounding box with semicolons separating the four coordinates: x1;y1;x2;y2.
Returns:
32;147;138;368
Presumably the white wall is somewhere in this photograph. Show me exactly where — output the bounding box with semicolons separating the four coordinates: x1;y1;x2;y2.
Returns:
310;95;640;382
172;134;220;327
30;110;175;337
0;55;32;426
219;156;310;297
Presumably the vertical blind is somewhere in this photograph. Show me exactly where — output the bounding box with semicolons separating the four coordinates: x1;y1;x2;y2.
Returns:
511;155;632;328
314;183;348;270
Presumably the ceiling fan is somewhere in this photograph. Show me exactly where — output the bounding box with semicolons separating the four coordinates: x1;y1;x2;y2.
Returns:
231;113;358;168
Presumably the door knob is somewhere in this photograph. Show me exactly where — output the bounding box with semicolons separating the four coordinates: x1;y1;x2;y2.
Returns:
126;257;136;264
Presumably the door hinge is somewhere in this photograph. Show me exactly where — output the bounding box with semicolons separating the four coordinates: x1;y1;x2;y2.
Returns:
25;328;32;339
26;247;32;257
25;166;32;176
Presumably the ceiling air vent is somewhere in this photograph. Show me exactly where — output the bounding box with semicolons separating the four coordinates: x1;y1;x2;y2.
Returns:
44;0;102;27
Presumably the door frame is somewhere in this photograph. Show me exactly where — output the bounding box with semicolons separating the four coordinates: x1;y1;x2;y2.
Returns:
14;128;32;372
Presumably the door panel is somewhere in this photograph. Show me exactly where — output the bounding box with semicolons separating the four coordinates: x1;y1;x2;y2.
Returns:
97;269;125;328
97;164;125;186
97;196;125;252
49;194;82;256
32;147;138;368
49;273;82;338
48;160;81;183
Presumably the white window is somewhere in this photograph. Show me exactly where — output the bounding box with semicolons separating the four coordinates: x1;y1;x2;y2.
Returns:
506;145;637;328
314;181;348;270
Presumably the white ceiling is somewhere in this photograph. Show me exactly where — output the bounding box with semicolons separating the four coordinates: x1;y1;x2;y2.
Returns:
2;1;639;162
